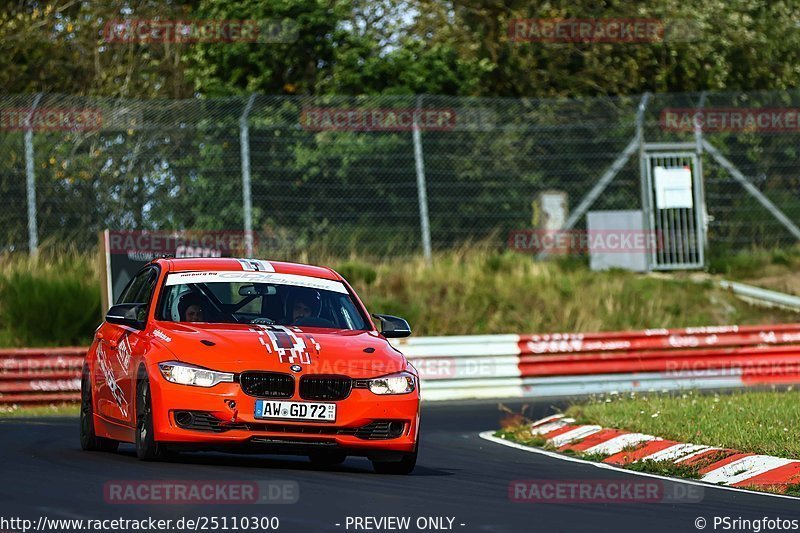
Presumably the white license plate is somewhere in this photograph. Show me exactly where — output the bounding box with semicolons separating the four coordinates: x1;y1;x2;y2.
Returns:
254;400;336;421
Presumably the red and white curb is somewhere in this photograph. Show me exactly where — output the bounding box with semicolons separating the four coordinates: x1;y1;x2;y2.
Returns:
495;414;800;495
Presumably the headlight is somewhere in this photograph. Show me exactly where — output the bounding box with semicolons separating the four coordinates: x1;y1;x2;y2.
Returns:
367;372;416;395
158;361;234;388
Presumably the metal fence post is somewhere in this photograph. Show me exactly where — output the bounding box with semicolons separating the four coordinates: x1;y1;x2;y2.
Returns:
694;91;709;260
240;94;257;257
25;93;43;256
637;92;651;194
636;92;651;269
413;95;433;262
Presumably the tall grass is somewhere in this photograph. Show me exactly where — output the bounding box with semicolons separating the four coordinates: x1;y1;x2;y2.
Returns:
0;244;797;347
341;244;799;336
704;244;800;297
706;244;800;278
0;249;101;346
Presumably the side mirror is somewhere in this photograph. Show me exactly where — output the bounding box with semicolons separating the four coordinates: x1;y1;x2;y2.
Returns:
372;314;411;339
106;303;147;330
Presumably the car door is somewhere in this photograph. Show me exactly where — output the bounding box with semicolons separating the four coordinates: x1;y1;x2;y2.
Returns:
95;266;158;425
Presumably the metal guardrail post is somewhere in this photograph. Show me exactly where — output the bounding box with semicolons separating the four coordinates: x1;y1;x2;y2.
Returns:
25;93;43;256
240;94;257;257
718;279;800;311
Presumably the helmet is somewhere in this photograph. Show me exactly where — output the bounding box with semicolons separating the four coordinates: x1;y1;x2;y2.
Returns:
178;292;208;321
284;287;322;320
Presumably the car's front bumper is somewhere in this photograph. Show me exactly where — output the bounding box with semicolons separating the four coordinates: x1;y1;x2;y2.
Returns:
147;366;420;456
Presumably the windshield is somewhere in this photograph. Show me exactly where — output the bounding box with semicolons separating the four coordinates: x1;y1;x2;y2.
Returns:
158;271;368;330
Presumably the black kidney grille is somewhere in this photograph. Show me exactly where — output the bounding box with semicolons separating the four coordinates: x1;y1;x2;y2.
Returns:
240;372;294;398
299;376;352;401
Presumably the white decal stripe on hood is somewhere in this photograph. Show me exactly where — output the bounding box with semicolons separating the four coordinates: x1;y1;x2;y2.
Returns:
165;271;347;294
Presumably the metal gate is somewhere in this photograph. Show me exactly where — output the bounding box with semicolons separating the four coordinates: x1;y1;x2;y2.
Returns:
641;148;706;270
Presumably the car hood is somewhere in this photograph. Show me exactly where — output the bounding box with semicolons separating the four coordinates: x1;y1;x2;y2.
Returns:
151;322;408;378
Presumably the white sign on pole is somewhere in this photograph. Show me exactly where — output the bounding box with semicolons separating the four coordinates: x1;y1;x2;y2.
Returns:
654;166;693;209
537;191;568;230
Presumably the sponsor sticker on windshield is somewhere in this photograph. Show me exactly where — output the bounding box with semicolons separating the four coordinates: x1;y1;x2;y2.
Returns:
165;271;348;294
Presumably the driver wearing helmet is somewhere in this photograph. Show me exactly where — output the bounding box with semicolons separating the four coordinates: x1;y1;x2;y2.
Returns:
284;287;322;324
178;292;208;322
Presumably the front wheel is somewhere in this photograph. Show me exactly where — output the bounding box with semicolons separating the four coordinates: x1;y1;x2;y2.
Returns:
135;375;169;461
79;368;119;453
371;449;417;475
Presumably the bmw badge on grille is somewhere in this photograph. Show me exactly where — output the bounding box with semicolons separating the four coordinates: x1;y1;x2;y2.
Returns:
290;364;303;373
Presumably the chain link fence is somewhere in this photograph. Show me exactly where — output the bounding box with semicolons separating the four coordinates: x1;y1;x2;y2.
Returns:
0;90;798;262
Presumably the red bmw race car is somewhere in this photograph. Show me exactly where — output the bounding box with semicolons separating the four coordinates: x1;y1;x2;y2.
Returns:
80;257;420;474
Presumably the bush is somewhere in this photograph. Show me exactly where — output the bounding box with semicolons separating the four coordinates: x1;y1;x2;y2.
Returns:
0;245;797;347
335;260;378;286
349;244;800;336
0;252;101;346
706;245;800;277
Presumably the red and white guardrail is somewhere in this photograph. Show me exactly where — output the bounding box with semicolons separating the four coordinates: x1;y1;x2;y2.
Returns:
0;347;84;404
4;323;800;404
396;323;800;401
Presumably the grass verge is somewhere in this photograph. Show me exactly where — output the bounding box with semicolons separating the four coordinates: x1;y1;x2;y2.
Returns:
495;426;549;449
495;390;800;494
706;245;800;297
0;403;79;418
566;390;800;459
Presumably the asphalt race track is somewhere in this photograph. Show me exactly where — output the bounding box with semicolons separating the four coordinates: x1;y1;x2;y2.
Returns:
1;399;799;533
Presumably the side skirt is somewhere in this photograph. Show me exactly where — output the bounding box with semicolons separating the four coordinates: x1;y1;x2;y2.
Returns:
95;413;136;444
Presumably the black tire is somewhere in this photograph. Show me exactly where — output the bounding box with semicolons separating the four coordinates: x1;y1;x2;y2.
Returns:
79;369;119;453
371;449;417;475
308;451;347;467
135;374;169;461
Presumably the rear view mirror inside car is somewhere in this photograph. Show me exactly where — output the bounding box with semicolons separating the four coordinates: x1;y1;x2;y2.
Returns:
238;284;277;296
